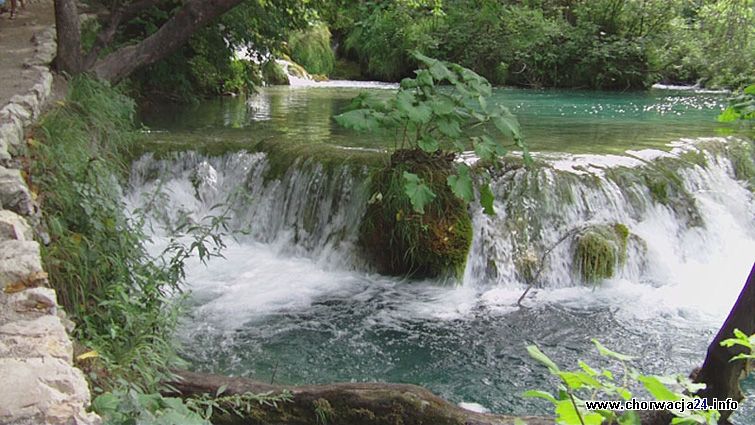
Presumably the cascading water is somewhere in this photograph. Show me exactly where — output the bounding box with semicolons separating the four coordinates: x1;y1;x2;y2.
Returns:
126;136;755;421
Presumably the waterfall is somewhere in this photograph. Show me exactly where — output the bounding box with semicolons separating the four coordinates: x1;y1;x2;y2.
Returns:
127;137;754;296
126;137;755;419
127;150;371;270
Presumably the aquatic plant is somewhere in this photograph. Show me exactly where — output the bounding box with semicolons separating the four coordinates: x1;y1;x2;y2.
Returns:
360;150;472;278
572;224;629;284
262;60;289;85
336;53;528;277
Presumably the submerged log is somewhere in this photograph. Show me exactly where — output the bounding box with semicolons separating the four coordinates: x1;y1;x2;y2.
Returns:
168;369;552;425
695;262;755;422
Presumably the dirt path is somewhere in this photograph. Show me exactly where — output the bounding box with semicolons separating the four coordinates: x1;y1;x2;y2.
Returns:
0;0;55;107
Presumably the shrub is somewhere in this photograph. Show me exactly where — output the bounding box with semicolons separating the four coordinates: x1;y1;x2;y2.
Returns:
288;22;336;76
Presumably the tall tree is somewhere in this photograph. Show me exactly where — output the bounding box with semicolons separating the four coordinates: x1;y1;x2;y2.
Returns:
53;0;319;83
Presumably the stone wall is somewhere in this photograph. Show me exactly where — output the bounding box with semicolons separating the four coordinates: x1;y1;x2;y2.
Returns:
0;25;101;425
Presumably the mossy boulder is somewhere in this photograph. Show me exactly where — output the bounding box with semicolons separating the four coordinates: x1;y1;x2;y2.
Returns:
262;60;289;86
573;223;629;285
287;23;336;76
360;150;473;279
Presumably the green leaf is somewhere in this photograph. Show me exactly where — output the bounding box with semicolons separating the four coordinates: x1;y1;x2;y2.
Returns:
592;339;635;362
578;361;598;376
717;107;739;123
637;375;680;401
559;372;586;390
618;411;641;425
431;97;456;116
418;135;439;153
522;390;558;404
403;172;436;214
334;109;381;132
429;60;454;82
526;345;560;373
492;112;521;140
555;400;605;425
744;84;755;95
447;164;474;202
396;90;432;124
437;117;462;138
400;78;418;89
92;392;120;414
480;183;495;216
474;136;502;161
416;69;434;87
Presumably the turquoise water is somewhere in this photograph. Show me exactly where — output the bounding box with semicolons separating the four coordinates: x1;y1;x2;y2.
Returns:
132;87;755;422
140;86;735;154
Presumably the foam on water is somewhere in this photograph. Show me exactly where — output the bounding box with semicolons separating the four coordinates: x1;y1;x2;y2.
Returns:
126;137;755;420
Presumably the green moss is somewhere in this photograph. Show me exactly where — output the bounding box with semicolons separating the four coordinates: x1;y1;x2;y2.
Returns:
728;139;755;190
288;23;336;76
262;60;289;85
254;138;385;183
360;149;473;280
573;224;631;285
330;59;364;80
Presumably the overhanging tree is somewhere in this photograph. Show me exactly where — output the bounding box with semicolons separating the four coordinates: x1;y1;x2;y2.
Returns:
53;0;320;83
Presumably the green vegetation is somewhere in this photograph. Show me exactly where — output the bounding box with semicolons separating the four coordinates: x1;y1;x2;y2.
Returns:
526;340;723;425
288;23;336;76
261;60;289;86
572;224;629;284
29;77;256;424
336;54;529;277
322;0;754;90
360;151;473;278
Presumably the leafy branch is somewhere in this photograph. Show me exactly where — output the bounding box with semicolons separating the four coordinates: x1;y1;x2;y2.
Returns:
335;52;531;215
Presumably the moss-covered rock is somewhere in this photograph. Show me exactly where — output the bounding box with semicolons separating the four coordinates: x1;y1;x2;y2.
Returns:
262;60;290;86
288;23;336;76
573;223;630;285
360;149;472;279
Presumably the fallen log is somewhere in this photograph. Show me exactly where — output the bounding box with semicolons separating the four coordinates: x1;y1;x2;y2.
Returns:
167;369;553;425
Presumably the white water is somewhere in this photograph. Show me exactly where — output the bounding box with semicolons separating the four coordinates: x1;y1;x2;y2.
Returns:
126;137;755;419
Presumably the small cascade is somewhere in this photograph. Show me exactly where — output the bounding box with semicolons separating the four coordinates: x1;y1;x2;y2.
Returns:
126;137;755;418
127;150;371;269
468;138;754;293
127;137;754;292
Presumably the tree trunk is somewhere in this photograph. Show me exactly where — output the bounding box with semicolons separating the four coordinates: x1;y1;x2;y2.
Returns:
167;369;553;425
695;262;755;422
91;0;243;83
53;0;83;74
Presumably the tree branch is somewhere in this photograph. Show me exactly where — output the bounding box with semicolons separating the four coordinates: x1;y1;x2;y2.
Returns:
167;369;553;425
91;0;243;83
84;0;180;69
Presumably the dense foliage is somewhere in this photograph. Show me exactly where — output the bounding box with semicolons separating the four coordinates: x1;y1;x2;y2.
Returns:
91;0;323;99
30;77;233;423
526;341;723;424
336;54;528;277
336;53;528;215
323;0;755;90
